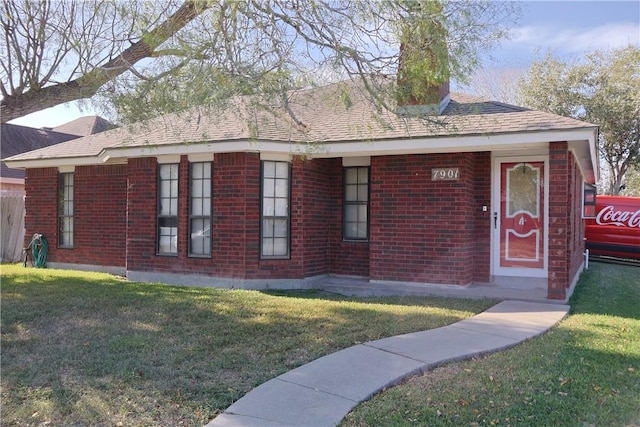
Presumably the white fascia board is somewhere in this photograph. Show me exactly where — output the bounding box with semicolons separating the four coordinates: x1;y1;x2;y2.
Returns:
8;127;598;173
3;156;104;170
310;129;596;158
101;140;263;162
102;140;323;162
103;128;597;162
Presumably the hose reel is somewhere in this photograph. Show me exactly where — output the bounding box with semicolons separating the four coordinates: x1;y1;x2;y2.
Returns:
23;233;48;268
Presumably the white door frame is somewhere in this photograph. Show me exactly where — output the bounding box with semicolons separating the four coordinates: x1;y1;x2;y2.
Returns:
491;154;549;278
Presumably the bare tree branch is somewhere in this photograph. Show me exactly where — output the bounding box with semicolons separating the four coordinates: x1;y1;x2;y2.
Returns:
1;0;211;122
1;0;520;126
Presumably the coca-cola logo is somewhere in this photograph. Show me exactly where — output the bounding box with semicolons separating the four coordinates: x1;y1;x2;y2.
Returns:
596;205;640;228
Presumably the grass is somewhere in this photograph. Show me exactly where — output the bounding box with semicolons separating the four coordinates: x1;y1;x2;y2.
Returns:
0;264;493;426
342;261;640;427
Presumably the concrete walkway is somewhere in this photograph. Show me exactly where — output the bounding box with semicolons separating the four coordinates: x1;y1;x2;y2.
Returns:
206;300;569;427
312;276;556;303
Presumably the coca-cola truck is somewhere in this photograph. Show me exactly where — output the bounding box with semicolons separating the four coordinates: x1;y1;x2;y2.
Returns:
585;195;640;260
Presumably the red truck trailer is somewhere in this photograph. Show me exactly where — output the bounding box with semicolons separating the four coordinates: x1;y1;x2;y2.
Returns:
585;195;640;261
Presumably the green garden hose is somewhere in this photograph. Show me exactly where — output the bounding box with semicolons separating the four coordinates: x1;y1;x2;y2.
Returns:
23;233;48;268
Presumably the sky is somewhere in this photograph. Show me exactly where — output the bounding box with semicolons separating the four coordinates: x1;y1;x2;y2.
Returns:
8;0;640;129
493;0;639;67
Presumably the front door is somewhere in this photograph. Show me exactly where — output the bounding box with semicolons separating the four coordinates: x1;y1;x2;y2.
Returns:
494;160;547;276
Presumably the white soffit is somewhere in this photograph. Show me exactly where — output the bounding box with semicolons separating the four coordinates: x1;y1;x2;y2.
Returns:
569;136;599;184
342;156;371;166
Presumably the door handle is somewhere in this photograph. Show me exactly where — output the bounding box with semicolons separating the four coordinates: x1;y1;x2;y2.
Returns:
493;212;498;229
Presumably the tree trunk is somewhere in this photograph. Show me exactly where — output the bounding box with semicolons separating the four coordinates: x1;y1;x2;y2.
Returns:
608;161;629;195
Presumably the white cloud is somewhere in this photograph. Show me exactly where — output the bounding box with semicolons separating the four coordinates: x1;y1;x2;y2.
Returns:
510;22;640;54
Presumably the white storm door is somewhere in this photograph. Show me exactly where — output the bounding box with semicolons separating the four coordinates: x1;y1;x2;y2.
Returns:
493;158;548;278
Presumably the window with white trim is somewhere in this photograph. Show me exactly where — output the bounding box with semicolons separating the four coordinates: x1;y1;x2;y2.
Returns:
343;167;369;240
58;172;74;247
189;162;212;256
261;161;290;258
158;163;179;255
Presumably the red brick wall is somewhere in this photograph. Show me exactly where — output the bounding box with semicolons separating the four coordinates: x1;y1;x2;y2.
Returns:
473;152;492;282
329;159;370;277
124;154;334;280
24;168;58;255
331;241;370;277
126;153;278;279
212;152;256;278
298;158;332;277
24;165;127;268
569;153;586;286
369;153;488;285
24;152;496;286
126;157;160;273
548;142;585;300
548;143;569;299
73;165;127;266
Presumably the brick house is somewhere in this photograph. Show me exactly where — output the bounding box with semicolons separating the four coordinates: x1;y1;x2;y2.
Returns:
1;124;78;195
4;80;598;302
1;124;78;263
1;118;116;263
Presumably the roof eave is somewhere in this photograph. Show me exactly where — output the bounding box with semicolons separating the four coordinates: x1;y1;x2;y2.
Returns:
310;126;598;154
570;127;599;184
3;156;114;170
100;139;282;163
4;127;598;182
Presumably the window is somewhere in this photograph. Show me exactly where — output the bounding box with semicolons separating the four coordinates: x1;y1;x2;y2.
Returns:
344;167;369;240
189;162;212;256
583;183;597;218
261;161;290;258
158;163;179;255
58;173;74;247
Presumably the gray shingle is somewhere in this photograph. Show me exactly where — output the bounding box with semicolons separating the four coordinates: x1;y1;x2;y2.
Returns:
5;79;596;163
0;124;79;178
52;115;117;136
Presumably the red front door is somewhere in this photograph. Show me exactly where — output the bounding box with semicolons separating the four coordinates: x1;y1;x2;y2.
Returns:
499;162;545;269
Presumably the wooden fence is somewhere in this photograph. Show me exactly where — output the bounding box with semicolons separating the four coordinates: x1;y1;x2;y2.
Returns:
1;195;25;263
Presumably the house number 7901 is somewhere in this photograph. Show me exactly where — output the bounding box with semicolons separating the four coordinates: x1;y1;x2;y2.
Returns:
431;168;460;181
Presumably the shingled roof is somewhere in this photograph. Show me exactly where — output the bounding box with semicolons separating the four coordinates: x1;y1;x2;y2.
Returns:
0;124;78;180
51;115;116;136
4;79;598;181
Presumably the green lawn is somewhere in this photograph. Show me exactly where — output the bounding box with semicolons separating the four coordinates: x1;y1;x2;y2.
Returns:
0;265;493;426
342;261;640;427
